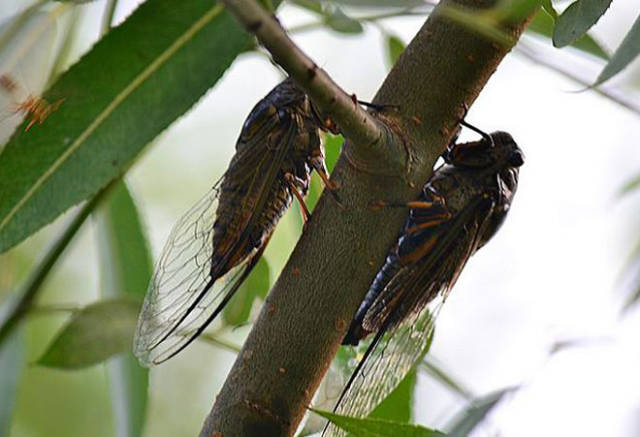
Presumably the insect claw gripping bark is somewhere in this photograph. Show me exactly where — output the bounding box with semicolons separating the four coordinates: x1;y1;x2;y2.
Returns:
327;127;524;437
134;78;343;366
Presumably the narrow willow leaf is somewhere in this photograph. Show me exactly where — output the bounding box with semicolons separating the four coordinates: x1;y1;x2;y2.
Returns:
553;0;612;47
420;357;474;400
446;387;518;437
0;0;252;253
369;371;416;423
96;181;151;437
37;299;140;369
325;7;364;34
223;257;271;326
386;35;405;67
313;409;448;437
595;14;640;86
0;327;23;437
527;9;609;60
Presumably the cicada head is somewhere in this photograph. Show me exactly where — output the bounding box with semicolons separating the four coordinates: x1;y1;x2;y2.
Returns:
443;131;524;170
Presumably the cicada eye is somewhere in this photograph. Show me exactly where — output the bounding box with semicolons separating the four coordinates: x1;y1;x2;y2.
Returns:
509;149;525;167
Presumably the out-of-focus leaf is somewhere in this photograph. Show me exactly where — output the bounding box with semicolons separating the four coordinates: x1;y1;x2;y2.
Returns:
325;7;363;34
540;0;557;18
290;0;323;14
0;186;110;349
54;0;99;3
223;257;271;326
446;387;518;437
0;326;23;437
553;0;612;47
369;370;416;423
96;180;150;437
595;14;640;86
495;0;539;23
331;0;425;7
0;0;252;253
420;357;474;400
386;34;405;67
623;280;640;312
313;409;448;437
37;299;140;369
324;133;344;173
97;181;152;301
619;173;640;196
526;9;609;60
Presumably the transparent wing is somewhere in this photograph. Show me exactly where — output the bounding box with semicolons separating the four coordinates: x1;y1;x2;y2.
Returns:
322;300;442;437
323;197;495;437
133;183;261;366
133;108;301;367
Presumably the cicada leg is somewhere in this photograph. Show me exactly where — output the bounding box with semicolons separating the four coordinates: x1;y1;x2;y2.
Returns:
285;172;311;224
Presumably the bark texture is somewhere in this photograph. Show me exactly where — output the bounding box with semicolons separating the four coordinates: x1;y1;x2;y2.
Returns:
200;1;533;436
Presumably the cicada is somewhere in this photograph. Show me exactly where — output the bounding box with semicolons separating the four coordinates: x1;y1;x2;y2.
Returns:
323;127;524;436
134;78;337;366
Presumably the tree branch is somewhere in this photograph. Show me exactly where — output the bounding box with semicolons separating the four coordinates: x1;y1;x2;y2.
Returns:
200;1;534;436
221;0;384;150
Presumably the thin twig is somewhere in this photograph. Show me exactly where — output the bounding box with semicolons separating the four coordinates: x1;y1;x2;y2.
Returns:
516;39;640;116
0;183;114;348
199;332;243;354
220;0;383;148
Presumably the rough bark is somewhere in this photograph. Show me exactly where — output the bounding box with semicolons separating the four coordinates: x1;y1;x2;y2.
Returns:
200;1;533;436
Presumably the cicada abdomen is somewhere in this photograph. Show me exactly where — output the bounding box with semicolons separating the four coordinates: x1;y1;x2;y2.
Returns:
325;129;524;437
134;78;336;366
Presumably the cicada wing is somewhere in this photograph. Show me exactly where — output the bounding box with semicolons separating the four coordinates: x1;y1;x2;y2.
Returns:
134;110;301;367
323;196;496;436
322;301;441;437
133;183;258;366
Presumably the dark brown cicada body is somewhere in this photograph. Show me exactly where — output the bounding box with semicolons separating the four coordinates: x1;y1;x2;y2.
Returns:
324;129;524;436
134;78;335;366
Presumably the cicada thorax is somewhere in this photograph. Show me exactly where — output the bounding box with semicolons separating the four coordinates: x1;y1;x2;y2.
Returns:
210;79;326;278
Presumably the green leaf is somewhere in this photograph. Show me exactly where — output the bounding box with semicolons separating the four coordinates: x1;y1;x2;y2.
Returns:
619;172;640;196
331;0;425;7
540;0;557;18
313;410;448;437
0;0;252;253
324;133;344;173
325;7;364;34
96;181;152;301
96;181;151;437
595;14;640;86
420;357;474;400
223;257;271;326
0;326;24;437
289;0;324;14
37;299;140;369
527;9;609;60
369;370;416;423
553;0;612;47
446;387;518;437
386;35;405;67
